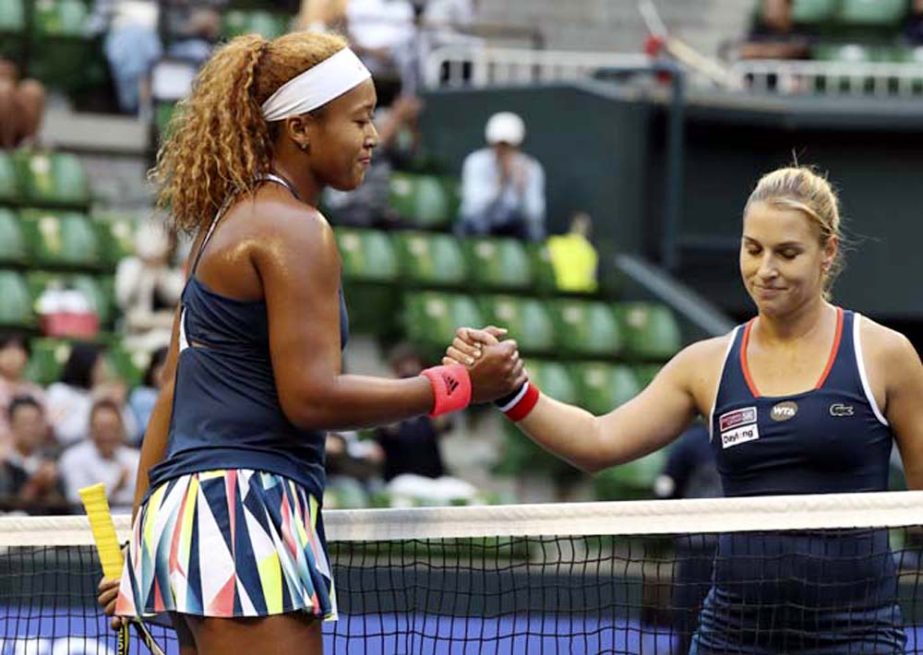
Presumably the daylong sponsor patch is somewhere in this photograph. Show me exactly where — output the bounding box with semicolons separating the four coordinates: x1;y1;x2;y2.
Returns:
721;423;760;449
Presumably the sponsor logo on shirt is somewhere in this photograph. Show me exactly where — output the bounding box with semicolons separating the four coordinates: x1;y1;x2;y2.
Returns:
719;406;757;432
721;423;760;449
770;401;798;422
829;403;854;417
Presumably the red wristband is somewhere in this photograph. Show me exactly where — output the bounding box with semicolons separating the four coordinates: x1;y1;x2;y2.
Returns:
421;364;472;417
496;382;540;422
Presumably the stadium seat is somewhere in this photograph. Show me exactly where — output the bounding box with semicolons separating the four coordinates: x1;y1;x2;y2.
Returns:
527;241;558;294
0;0;25;63
837;0;907;26
222;10;289;39
394;231;468;287
25;338;71;385
633;364;663;390
593;450;666;501
528;360;579;405
614;302;682;361
20;210;101;269
30;0;105;95
478;295;556;356
389;173;454;230
548;299;623;358
402;291;484;355
462;237;533;291
0;209;28;266
813;43;873;63
0;270;33;327
336;228;401;336
107;343;150;387
569;362;640;416
15;151;91;208
337;228;399;283
0;151;21;204
790;0;839;24
92;212;136;269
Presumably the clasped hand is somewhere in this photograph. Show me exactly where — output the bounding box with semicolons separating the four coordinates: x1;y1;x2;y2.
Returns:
442;326;527;403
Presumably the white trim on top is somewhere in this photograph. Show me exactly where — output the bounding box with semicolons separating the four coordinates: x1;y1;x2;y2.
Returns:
178;307;189;353
853;312;888;427
707;325;741;441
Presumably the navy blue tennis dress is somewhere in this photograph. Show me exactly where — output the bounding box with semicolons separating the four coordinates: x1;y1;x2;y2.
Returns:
116;174;348;621
692;308;906;654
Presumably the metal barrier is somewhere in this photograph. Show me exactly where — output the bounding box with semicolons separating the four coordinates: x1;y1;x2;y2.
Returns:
732;58;923;97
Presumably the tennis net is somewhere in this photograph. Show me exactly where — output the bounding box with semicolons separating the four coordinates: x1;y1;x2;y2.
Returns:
3;491;923;654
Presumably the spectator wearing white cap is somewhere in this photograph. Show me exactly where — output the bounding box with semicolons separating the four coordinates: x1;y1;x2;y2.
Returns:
457;111;546;242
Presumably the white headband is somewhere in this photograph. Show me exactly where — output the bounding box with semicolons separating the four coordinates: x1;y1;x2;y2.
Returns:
261;48;371;122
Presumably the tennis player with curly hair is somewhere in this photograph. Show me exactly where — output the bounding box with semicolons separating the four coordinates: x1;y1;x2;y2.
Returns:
96;31;524;655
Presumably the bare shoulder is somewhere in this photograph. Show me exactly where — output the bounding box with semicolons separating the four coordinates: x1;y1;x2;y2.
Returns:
658;332;735;411
670;333;734;373
858;316;916;365
246;194;339;266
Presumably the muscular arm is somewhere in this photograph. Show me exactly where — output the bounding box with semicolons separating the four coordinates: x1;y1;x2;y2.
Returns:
515;341;717;472
877;329;923;490
258;210;519;431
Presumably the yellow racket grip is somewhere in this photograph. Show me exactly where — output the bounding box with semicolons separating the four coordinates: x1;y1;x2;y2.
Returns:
79;483;125;580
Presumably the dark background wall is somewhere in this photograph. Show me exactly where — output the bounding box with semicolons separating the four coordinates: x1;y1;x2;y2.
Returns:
420;83;923;324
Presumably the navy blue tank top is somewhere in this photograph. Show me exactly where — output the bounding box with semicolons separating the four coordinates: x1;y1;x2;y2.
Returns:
693;308;905;654
710;308;893;497
146;175;349;502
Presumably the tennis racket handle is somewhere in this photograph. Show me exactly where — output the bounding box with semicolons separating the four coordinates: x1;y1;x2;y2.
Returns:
79;483;125;579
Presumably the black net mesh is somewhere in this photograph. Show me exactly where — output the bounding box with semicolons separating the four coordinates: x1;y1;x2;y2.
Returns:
3;525;923;654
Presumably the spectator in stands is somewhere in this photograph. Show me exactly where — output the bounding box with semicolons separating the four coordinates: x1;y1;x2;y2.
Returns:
740;0;811;61
458;111;546;241
165;7;223;67
0;59;46;150
0;333;46;458
59;399;140;513
115;218;184;353
0;396;65;514
374;343;450;482
324;94;422;227
547;211;599;293
297;0;348;32
324;429;384;507
46;343;137;447
87;0;163;114
128;346;168;442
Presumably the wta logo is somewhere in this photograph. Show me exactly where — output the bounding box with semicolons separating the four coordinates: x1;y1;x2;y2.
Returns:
770;401;798;422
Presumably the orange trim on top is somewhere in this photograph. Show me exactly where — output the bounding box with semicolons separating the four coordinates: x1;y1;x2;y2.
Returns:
739;319;760;397
814;307;844;390
740;307;844;398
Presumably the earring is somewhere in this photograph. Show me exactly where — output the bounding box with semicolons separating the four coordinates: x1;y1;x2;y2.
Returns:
300;142;309;151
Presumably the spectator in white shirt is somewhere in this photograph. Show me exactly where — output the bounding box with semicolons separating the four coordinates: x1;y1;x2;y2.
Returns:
0;333;47;459
458;111;546;241
59;399;140;513
46;343;138;447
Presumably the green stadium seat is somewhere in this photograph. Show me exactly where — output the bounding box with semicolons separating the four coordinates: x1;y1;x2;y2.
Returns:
593;450;666;501
25;337;72;385
528;360;579;405
92;212;136;269
394;231;467;287
336;228;400;336
837;0;907;26
813;43;873;62
548;299;623;358
0;151;21;204
0;208;28;265
15;151;91;208
633;364;663;389
337;228;398;283
108;343;150;387
614;302;682;361
403;291;484;356
389;173;454;230
461;237;532;291
478;295;555;356
30;0;105;95
526;241;558;294
0;270;33;327
0;0;25;62
790;0;839;24
223;10;289;39
569;362;640;415
20;209;101;269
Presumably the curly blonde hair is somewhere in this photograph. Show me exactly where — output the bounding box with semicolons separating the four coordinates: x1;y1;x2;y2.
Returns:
151;31;348;233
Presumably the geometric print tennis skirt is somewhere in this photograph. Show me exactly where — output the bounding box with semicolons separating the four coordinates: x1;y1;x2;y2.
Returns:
114;469;337;621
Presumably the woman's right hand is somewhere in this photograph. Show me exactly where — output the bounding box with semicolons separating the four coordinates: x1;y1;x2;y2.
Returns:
97;577;128;631
444;327;526;403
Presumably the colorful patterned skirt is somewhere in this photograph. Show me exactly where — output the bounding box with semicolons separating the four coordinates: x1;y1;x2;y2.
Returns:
115;469;337;620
